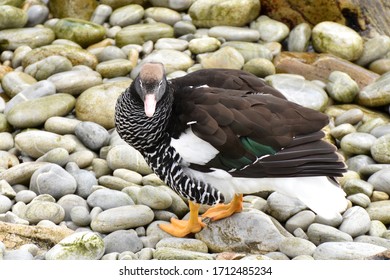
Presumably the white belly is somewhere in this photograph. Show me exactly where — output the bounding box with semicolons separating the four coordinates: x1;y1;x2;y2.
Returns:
184;167;348;220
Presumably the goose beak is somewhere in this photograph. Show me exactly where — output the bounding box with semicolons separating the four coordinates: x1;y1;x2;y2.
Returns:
144;94;157;117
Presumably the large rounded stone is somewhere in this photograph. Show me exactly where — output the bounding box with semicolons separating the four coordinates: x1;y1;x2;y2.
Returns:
133;50;194;75
87;188;134;210
250;15;289;42
22;45;98;69
189;0;260;28
23;201;65;224
109;4;144;27
200;46;244;70
0;27;54;50
45;232;104;260
47;69;102;95
7;94;76;128
106;144;152;175
195;210;285;254
312;21;363;61
358;71;390;107
144;7;181;26
30;164;77;199
265;74;329;111
340;132;376;155
53;18;106;48
24;55;73;81
137;185;172;210
91;205;154;233
15;130;77;158
75;81;130;129
313;242;387;260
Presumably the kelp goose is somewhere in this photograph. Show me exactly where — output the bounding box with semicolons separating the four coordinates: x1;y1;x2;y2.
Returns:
115;62;348;237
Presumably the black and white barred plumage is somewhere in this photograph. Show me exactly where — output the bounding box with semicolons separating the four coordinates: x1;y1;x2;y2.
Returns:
115;73;224;205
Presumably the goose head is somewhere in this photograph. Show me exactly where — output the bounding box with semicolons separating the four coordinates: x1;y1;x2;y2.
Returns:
134;62;167;117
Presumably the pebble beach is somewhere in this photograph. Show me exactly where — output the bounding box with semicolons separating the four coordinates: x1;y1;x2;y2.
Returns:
1;0;390;261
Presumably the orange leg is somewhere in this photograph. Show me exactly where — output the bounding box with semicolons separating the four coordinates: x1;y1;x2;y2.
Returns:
159;201;206;237
202;194;243;221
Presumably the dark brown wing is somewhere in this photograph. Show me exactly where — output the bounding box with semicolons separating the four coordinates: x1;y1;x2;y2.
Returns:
170;86;345;178
171;68;286;99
